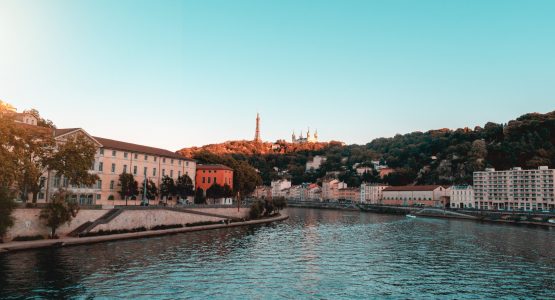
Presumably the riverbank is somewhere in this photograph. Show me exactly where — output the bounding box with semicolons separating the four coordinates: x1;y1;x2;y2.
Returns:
0;214;289;253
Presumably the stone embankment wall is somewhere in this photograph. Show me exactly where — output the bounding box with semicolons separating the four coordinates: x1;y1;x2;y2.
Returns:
5;207;250;242
6;209;106;240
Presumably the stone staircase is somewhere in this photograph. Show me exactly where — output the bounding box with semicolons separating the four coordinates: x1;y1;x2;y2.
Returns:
68;208;124;237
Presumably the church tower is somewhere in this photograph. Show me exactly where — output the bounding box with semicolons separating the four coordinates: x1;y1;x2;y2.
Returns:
254;113;261;142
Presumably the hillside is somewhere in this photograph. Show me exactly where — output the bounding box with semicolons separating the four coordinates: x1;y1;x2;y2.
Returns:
180;110;555;187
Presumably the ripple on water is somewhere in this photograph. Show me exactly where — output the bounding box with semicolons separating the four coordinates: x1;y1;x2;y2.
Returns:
0;208;554;299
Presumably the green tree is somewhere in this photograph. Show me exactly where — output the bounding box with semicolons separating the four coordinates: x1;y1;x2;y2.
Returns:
48;135;98;187
160;175;176;202
194;187;205;204
118;173;139;202
39;189;79;238
140;179;158;201
175;175;194;200
222;184;234;199
0;187;17;242
206;184;224;204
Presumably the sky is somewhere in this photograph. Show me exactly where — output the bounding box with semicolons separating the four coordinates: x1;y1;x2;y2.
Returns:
1;0;554;151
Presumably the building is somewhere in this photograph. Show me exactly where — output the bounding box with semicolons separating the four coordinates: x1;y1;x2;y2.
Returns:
356;167;373;176
382;185;450;208
449;185;475;209
322;179;347;201
195;164;234;192
288;185;304;200
306;184;322;201
37;128;196;206
271;179;292;198
337;187;360;202
473;166;555;211
306;155;327;172
360;183;388;204
292;128;318;144
253;186;272;199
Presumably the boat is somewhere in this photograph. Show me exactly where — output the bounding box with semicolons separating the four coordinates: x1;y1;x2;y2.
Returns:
406;214;416;218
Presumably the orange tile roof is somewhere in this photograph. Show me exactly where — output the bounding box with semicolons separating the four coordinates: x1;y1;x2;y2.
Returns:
197;164;233;171
93;136;194;161
383;185;443;192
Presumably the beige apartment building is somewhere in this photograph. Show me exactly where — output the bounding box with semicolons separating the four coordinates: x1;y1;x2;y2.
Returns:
37;128;196;206
473;166;555;211
360;183;388;204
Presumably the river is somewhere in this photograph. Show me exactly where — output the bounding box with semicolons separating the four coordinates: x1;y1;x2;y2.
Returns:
1;207;554;299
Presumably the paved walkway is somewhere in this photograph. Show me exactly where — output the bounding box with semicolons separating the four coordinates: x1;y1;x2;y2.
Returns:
0;214;288;253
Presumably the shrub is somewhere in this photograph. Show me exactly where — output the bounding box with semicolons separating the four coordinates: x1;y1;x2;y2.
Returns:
108;195;115;200
12;235;45;241
0;187;17;242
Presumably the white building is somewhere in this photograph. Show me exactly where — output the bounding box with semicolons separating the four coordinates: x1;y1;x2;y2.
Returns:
356;167;373;176
449;185;474;209
360;183;388;204
307;184;322;201
473;166;555;211
306;155;327;172
292;128;318;144
271;179;292;198
382;185;450;208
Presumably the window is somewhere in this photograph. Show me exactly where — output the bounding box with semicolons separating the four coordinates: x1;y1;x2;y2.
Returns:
154;157;157;162
96;194;101;200
124;152;128;158
110;180;115;190
134;153;138;159
144;167;147;176
54;176;61;188
97;180;102;189
186;162;189;166
214;177;217;184
145;155;148;161
178;171;181;177
208;177;211;184
153;168;157;176
163;158;166;163
178;160;181;165
162;169;166;176
123;164;128;173
112;150;116;157
111;163;116;173
38;192;44;200
98;162;103;172
171;159;174;164
202;177;206;183
100;149;104;155
170;170;173;178
133;166;137;175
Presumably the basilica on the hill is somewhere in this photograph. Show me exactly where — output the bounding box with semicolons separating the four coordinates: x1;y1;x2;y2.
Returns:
292;128;318;144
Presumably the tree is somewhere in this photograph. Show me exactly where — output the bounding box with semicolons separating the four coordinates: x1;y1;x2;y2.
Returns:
175;175;194;200
194;188;205;204
140;179;158;201
160;176;176;202
118;173;139;203
0;187;17;242
39;189;79;238
48;135;98;187
222;184;234;199
206;184;225;204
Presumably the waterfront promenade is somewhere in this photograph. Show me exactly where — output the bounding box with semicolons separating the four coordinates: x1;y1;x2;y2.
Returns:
0;213;288;253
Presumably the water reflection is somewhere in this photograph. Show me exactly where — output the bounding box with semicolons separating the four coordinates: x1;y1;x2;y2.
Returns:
0;208;554;299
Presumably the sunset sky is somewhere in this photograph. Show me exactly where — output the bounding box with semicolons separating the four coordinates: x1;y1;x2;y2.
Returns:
1;0;554;150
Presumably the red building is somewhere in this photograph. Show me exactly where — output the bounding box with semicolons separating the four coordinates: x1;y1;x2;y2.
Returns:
195;164;234;192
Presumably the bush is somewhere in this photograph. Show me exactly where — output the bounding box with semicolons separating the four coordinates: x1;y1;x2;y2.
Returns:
0;187;17;242
81;227;147;237
249;200;264;220
151;224;184;230
12;235;45;241
108;195;115;200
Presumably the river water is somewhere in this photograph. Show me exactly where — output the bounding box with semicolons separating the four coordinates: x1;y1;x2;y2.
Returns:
0;208;554;299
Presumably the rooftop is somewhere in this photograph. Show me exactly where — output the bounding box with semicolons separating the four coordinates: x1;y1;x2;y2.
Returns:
383;185;443;192
197;164;233;171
